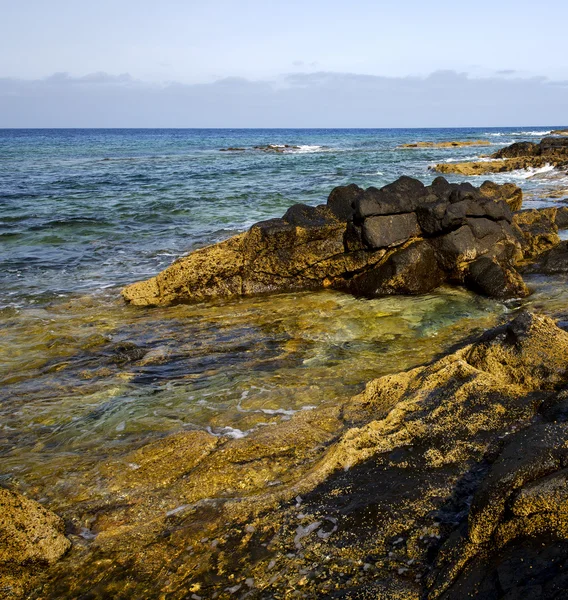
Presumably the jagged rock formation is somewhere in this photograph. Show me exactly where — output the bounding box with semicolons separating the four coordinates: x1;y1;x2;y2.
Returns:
122;176;534;306
434;136;568;176
0;488;70;598
28;312;568;599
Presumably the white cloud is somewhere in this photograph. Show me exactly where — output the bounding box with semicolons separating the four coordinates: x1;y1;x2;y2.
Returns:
1;70;567;128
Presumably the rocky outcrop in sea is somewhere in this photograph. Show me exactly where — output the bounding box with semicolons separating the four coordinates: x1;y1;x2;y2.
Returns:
434;136;568;176
122;176;566;307
6;171;568;599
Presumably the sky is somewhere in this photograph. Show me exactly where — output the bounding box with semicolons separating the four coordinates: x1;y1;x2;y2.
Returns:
2;0;568;127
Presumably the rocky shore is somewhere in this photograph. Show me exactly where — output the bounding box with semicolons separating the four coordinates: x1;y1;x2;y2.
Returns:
122;175;568;307
6;310;568;599
433;136;568;176
5;172;568;598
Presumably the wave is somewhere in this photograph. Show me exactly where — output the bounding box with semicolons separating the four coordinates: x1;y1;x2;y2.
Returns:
285;144;329;154
485;130;552;137
506;164;556;180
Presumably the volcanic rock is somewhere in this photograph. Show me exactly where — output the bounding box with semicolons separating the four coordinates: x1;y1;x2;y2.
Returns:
0;488;70;598
434;136;568;176
122;176;530;306
31;312;568;599
398;140;491;149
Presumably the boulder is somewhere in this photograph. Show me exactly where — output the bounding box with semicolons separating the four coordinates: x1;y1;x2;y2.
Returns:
465;256;529;299
523;241;568;274
362;212;421;248
479;180;523;212
354;175;429;218
513;209;561;259
343;240;445;296
282;203;337;228
493;141;540;159
0;488;70;598
326;183;362;221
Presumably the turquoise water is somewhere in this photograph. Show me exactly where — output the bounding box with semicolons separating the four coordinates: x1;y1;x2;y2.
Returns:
1;127;563;307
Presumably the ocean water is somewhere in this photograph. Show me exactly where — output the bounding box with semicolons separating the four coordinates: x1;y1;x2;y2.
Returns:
2;127;568;499
1;127;564;307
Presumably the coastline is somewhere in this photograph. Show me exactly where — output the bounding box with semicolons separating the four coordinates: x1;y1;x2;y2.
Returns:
3;129;568;598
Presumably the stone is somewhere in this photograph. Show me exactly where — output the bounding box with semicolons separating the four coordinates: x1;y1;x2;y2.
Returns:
398;140;491;149
362;212;421;249
282;203;338;228
480;180;523;212
433;225;479;271
0;488;70;598
354;175;429;218
555;206;568;229
326;183;363;221
523;241;568;274
513;209;561;259
493;141;540;159
465;256;529;299
344;241;445;297
122;176;529;306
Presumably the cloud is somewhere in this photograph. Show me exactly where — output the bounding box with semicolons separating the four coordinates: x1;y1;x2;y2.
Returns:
1;70;567;127
43;71;134;85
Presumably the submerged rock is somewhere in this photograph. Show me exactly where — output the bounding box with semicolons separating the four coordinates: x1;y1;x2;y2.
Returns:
30;312;568;598
0;488;70;598
398;140;491;149
122;176;531;306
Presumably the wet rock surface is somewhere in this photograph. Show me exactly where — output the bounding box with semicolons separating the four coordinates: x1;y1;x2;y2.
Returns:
23;311;568;599
434;136;568;176
0;488;70;599
122;176;534;306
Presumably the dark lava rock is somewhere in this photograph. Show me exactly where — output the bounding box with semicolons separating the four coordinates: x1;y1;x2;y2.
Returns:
326;183;363;221
466;256;529;299
355;175;430;218
123;176;532;305
362;212;421;248
345;240;444;296
523;241;568;274
282;203;338;228
494;141;541;159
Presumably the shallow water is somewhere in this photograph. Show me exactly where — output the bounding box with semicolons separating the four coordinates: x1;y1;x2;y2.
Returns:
1;286;510;503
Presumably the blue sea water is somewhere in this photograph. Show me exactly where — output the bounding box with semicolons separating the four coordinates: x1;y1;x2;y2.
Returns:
0;127;563;308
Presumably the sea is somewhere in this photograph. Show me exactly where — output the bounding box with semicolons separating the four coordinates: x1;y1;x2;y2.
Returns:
1;127;567;499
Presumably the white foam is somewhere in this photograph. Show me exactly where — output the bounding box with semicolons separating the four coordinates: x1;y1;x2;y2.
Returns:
486;130;551;137
206;425;248;439
290;145;324;154
509;164;556;179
